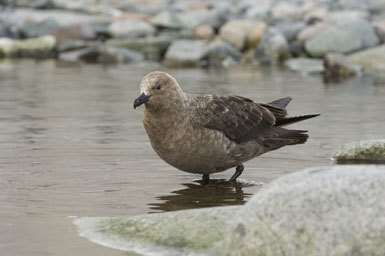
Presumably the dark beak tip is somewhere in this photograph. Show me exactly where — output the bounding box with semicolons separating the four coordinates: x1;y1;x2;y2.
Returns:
133;92;151;109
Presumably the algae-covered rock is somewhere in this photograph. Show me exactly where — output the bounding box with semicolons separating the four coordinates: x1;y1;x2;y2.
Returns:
0;35;56;58
74;206;239;256
224;165;385;256
331;139;385;163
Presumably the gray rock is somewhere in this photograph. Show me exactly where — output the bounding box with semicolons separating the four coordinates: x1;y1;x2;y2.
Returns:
373;21;385;43
202;41;242;67
275;21;306;42
297;22;332;43
305;19;380;57
20;18;59;38
107;36;173;61
224;165;385;256
59;46;143;64
16;0;55;9
74;206;239;256
255;28;291;65
271;2;303;22
51;23;96;44
331;139;385;163
164;39;210;67
108;20;155;38
285;57;324;74
323;53;361;82
348;45;385;73
150;10;196;29
56;40;93;52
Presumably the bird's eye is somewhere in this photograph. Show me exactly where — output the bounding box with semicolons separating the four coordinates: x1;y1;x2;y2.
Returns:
156;84;162;90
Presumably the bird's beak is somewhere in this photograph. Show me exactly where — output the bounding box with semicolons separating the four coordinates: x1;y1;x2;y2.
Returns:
134;93;151;109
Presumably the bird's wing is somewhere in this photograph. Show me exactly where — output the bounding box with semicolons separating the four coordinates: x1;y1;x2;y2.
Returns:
190;94;276;144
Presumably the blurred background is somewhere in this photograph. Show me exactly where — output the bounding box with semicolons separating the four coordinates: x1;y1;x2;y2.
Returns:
0;1;384;256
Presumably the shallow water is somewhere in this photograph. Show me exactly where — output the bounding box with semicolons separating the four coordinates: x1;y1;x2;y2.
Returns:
0;60;384;255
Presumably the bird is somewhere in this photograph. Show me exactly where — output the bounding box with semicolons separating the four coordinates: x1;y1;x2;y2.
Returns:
134;71;319;184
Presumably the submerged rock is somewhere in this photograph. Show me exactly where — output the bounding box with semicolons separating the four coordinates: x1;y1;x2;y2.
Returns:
74;206;239;256
285;57;324;74
331;139;385;163
348;45;385;74
164;39;210;67
0;35;56;58
323;53;361;82
224;165;385;256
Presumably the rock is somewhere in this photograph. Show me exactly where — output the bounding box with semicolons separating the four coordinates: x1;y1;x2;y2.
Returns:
331;139;385;163
120;0;167;15
297;22;332;43
108;20;155;38
323;53;361;82
271;2;302;21
19;19;59;38
275;21;305;42
326;10;370;23
348;45;385;74
107;36;172;61
244;0;273;22
195;25;215;40
74;206;240;255
285;57;324;74
16;0;55;9
202;41;242;67
164;39;210;67
191;7;231;30
305;19;380;57
51;23;96;44
56;40;93;53
373;21;385;43
150;10;195;29
0;35;56;58
59;46;143;64
255;28;291;65
220;20;267;50
225;165;385;256
88;21;111;39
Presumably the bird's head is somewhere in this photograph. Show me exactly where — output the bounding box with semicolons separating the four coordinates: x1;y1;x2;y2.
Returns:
134;71;185;111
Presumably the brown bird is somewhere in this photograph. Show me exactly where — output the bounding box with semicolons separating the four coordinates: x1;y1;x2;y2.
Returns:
134;71;319;183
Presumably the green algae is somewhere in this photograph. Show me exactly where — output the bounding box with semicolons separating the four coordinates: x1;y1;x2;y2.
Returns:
331;139;385;163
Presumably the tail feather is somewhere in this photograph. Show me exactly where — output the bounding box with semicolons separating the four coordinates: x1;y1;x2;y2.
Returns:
275;114;320;127
268;97;292;108
262;128;309;151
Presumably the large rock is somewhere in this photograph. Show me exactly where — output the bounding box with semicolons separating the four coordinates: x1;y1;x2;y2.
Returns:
107;36;172;61
331;139;385;163
323;53;361;82
219;20;267;50
271;2;303;21
202;41;242;67
255;28;291;65
348;45;385;73
285;57;324;74
305;19;380;57
51;23;96;44
297;22;332;43
224;165;385;256
74;165;385;256
164;40;210;67
150;10;195;29
74;206;239;256
108;20;155;38
19;19;59;38
0;35;56;58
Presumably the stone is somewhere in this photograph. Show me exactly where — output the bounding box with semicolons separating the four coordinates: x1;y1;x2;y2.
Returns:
255;28;291;65
224;165;385;256
0;35;56;58
107;36;172;61
202;41;242;67
150;10;195;29
220;20;266;50
195;25;215;40
348;45;385;73
56;40;93;53
275;21;305;42
326;10;370;23
59;46;143;64
243;0;273;22
285;57;324;74
108;20;155;38
164;39;210;67
271;2;302;21
373;21;385;43
19;19;59;38
51;23;96;44
305;19;380;57
74;206;240;255
323;53;361;82
297;22;331;43
331;139;385;163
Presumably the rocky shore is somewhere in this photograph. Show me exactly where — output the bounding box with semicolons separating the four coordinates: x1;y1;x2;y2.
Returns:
1;0;385;80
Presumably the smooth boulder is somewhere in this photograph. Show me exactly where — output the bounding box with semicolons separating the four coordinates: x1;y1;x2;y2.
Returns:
224;165;385;256
164;39;210;67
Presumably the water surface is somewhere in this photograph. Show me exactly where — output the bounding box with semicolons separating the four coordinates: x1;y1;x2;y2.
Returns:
0;60;384;255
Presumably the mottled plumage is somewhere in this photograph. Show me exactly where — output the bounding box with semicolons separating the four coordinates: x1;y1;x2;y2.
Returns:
134;71;319;182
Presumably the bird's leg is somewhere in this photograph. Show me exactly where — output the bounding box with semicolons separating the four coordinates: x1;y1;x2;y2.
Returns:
229;164;244;182
202;174;210;185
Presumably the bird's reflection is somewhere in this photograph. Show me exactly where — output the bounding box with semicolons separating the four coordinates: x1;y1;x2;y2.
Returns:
148;179;259;212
